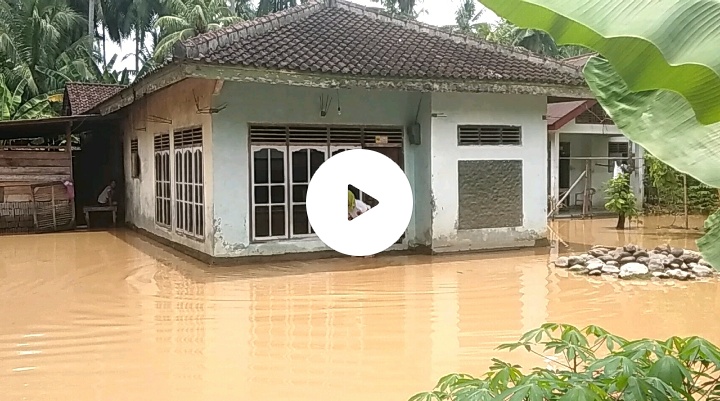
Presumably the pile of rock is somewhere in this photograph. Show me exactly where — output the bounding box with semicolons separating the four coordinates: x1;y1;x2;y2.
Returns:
553;244;715;281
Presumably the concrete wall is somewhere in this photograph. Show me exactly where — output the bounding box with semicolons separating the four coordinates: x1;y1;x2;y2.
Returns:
211;82;432;257
123;78;215;255
429;92;548;252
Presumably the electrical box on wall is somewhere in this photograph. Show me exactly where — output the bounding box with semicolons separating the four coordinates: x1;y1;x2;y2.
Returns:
408;123;421;145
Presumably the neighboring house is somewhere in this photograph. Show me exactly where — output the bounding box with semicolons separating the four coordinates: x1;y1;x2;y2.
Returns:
546;54;645;217
87;0;593;262
62;82;125;116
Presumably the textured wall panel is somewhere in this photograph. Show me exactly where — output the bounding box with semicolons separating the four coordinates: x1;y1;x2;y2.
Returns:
458;160;523;230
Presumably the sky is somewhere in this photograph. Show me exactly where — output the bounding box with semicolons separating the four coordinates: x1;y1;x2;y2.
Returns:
104;0;500;72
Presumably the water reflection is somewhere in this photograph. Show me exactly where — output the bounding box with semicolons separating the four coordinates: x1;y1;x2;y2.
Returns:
0;217;717;401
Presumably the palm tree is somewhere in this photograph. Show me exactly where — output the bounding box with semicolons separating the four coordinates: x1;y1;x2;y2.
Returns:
153;0;242;62
371;0;419;18
0;0;98;95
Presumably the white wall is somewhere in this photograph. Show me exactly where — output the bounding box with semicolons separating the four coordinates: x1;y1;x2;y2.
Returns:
211;82;432;257
429;92;548;252
123;78;215;255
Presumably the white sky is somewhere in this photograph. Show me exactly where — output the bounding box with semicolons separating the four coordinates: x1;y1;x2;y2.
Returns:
105;0;500;72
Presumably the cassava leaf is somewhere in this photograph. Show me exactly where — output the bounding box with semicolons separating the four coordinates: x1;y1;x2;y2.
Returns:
477;0;720;125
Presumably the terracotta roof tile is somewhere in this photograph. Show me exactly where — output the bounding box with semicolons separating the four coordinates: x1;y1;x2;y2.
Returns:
174;0;585;87
63;82;126;116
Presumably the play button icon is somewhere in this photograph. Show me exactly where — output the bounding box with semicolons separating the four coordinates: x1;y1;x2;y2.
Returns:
306;149;413;257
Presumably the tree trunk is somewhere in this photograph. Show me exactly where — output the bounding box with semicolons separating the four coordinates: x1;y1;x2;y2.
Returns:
135;29;140;73
88;0;95;45
616;213;626;230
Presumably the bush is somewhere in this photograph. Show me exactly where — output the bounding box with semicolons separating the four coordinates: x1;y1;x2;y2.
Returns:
409;323;720;401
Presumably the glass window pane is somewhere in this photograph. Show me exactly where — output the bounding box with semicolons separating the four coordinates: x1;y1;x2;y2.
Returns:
254;186;269;204
292;184;308;203
292;204;309;235
198;150;203;184
270;149;285;183
254;206;270;238
253;149;269;184
310;149;325;176
270;205;285;236
271;185;285;203
292;149;308;183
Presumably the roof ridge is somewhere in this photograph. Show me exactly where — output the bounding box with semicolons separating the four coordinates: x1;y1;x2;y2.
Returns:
334;0;583;75
66;81;127;88
173;0;327;61
563;53;596;61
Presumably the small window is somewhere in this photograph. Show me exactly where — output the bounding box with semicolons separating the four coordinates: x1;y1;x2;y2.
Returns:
576;103;614;125
607;141;629;173
457;125;522;146
130;138;140;178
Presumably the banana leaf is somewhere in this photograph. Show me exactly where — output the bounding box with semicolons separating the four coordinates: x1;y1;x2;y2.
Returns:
583;56;720;268
478;0;720;125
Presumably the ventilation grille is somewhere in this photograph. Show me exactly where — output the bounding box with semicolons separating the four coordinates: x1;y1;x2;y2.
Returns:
363;127;403;145
576;103;614;124
154;133;170;151
130;138;139;152
458;125;522;146
173;127;203;148
249;125;401;146
608;142;629;155
249;125;286;144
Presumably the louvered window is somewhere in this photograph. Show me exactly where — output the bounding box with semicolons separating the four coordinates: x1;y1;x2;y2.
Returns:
248;124;403;241
154;133;171;227
173;127;204;239
576;103;614;125
130;138;140;178
457;125;522;146
607;141;629;173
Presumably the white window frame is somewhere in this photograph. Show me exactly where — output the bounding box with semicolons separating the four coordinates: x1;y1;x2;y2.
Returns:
154;134;171;228
251;145;288;241
174;132;204;239
289;146;327;238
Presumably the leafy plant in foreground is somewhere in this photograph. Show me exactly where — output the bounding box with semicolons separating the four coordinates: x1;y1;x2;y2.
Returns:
410;323;720;401
605;173;638;230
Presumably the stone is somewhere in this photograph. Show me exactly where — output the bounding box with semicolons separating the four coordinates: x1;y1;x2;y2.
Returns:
589;249;607;257
586;260;605;271
634;250;650;258
602;265;621;274
670;263;681;270
636;256;650;265
671;248;685;258
681;252;701;264
680;263;691;271
662;257;674;267
569;265;589;274
667;269;692;281
568;256;583;266
598;255;614;263
624;244;638;253
673;258;685;266
620;256;636;265
554;257;569;268
619;263;650;279
588;269;602;276
691;265;714;278
655;244;671;253
652;272;670;279
699;259;712;268
648;261;665;272
606;260;619;267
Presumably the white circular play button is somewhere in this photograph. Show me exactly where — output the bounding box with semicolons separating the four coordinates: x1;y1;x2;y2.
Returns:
306;149;413;257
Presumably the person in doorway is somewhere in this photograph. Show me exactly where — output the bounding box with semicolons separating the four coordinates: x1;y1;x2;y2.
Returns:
97;181;116;206
348;190;371;220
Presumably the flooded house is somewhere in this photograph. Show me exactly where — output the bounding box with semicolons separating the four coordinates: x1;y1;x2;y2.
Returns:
88;0;594;262
546;54;646;218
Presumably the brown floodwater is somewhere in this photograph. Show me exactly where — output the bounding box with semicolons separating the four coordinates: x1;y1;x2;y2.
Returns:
1;216;718;401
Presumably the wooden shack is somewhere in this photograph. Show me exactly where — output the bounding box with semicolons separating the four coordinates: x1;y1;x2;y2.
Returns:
0;115;116;234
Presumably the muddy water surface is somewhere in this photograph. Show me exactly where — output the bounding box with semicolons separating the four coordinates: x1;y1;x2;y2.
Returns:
1;217;719;401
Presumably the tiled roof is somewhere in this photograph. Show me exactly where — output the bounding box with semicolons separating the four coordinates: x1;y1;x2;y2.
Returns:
63;82;126;116
173;0;585;87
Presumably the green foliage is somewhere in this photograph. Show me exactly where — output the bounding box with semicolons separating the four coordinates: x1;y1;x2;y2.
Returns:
0;77;53;121
604;173;638;218
153;0;242;62
370;0;421;18
410;323;720;401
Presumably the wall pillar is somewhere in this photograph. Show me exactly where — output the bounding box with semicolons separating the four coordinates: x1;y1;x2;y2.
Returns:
549;131;560;208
